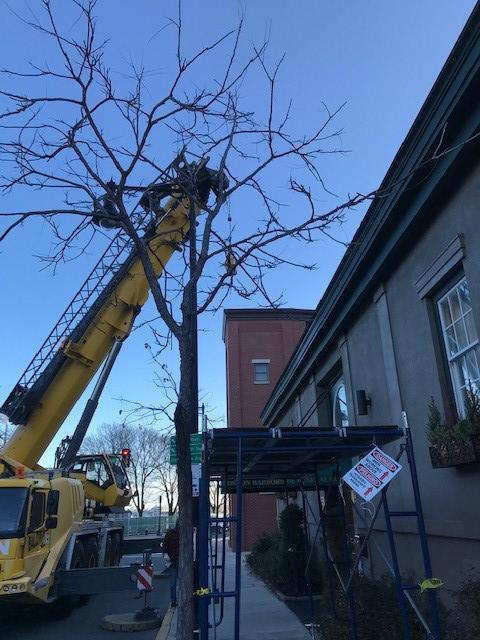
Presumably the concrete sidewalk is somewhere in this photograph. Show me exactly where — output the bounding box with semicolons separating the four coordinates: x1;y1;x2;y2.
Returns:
166;548;311;639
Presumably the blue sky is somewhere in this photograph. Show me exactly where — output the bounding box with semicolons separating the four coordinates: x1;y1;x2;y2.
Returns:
0;0;476;466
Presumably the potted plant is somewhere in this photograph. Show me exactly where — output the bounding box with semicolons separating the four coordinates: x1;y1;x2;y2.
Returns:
426;387;480;468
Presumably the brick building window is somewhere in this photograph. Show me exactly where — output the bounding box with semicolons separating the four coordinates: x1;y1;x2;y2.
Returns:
252;359;270;384
437;277;479;413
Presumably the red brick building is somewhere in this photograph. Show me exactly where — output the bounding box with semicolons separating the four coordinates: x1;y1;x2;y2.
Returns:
223;308;313;551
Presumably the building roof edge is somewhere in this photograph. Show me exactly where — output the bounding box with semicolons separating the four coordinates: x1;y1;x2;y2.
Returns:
261;4;480;425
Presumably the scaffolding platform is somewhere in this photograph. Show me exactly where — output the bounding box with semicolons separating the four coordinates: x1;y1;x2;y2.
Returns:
198;423;442;640
205;425;402;480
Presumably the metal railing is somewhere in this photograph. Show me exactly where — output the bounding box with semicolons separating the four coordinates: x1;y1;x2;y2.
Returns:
116;515;177;538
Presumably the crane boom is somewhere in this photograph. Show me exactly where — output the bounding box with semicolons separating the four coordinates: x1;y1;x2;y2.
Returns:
0;157;225;607
1;159;223;470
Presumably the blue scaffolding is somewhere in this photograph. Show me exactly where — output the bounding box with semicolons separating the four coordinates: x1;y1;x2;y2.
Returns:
198;423;442;640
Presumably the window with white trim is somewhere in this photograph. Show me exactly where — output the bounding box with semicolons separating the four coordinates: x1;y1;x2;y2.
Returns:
331;378;349;427
252;359;270;384
437;277;480;413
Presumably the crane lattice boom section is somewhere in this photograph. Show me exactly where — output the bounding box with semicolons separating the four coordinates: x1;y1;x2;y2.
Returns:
19;216;151;393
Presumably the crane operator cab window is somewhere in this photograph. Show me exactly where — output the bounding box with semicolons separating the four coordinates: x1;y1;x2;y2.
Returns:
71;456;114;490
86;458;113;489
28;490;46;532
108;455;129;490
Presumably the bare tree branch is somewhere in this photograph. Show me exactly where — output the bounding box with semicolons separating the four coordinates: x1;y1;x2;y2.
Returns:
1;4;477;638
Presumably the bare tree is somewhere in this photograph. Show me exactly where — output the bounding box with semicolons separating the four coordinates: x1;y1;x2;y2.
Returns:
210;479;227;520
1;2;475;636
155;436;178;516
82;422;163;516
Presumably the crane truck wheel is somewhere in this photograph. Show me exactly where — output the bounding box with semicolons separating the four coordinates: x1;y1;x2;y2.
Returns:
110;532;122;566
78;537;98;606
105;534;113;566
105;532;120;566
52;539;88;611
84;537;99;568
71;538;87;569
72;538;89;607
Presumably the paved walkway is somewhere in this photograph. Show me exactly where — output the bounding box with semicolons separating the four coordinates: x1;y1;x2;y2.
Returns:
166;548;311;639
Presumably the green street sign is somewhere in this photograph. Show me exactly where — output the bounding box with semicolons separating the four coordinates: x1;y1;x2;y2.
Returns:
170;434;203;465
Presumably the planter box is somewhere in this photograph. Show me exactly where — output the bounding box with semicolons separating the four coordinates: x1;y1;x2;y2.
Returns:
429;433;480;468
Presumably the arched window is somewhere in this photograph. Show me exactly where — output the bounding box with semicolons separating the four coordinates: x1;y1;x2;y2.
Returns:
331;379;349;427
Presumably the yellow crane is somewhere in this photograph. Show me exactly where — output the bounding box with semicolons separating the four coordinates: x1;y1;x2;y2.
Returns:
0;157;225;604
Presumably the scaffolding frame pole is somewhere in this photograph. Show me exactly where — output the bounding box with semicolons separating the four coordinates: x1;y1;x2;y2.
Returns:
300;483;316;630
234;437;243;640
404;426;441;640
199;443;210;638
338;483;359;640
381;490;413;639
314;469;340;620
212;467;229;628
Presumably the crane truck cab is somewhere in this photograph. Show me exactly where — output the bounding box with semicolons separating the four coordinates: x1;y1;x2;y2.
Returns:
0;464;126;604
0;473;84;603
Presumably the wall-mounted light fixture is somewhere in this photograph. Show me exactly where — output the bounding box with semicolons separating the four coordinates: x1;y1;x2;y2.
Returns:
356;390;372;416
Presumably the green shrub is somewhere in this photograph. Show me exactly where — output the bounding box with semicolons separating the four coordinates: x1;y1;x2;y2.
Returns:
461;384;480;435
426;388;480;447
319;574;433;640
247;504;322;596
279;503;305;553
247;532;290;589
249;533;275;557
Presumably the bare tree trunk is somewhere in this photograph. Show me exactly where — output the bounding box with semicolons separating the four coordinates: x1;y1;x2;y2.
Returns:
175;334;195;640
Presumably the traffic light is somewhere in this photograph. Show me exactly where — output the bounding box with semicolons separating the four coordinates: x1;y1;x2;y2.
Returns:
121;448;131;467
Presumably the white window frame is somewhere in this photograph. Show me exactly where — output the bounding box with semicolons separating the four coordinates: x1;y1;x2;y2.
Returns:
252;359;270;385
437;277;480;414
331;378;349;427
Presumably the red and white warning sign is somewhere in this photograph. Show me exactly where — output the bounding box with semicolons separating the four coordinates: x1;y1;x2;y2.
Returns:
137;564;154;591
342;446;402;501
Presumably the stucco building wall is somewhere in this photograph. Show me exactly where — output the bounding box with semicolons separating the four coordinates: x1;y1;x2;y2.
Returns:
268;161;480;591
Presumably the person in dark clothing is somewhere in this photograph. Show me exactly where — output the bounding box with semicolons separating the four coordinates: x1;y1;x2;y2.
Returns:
162;521;179;607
